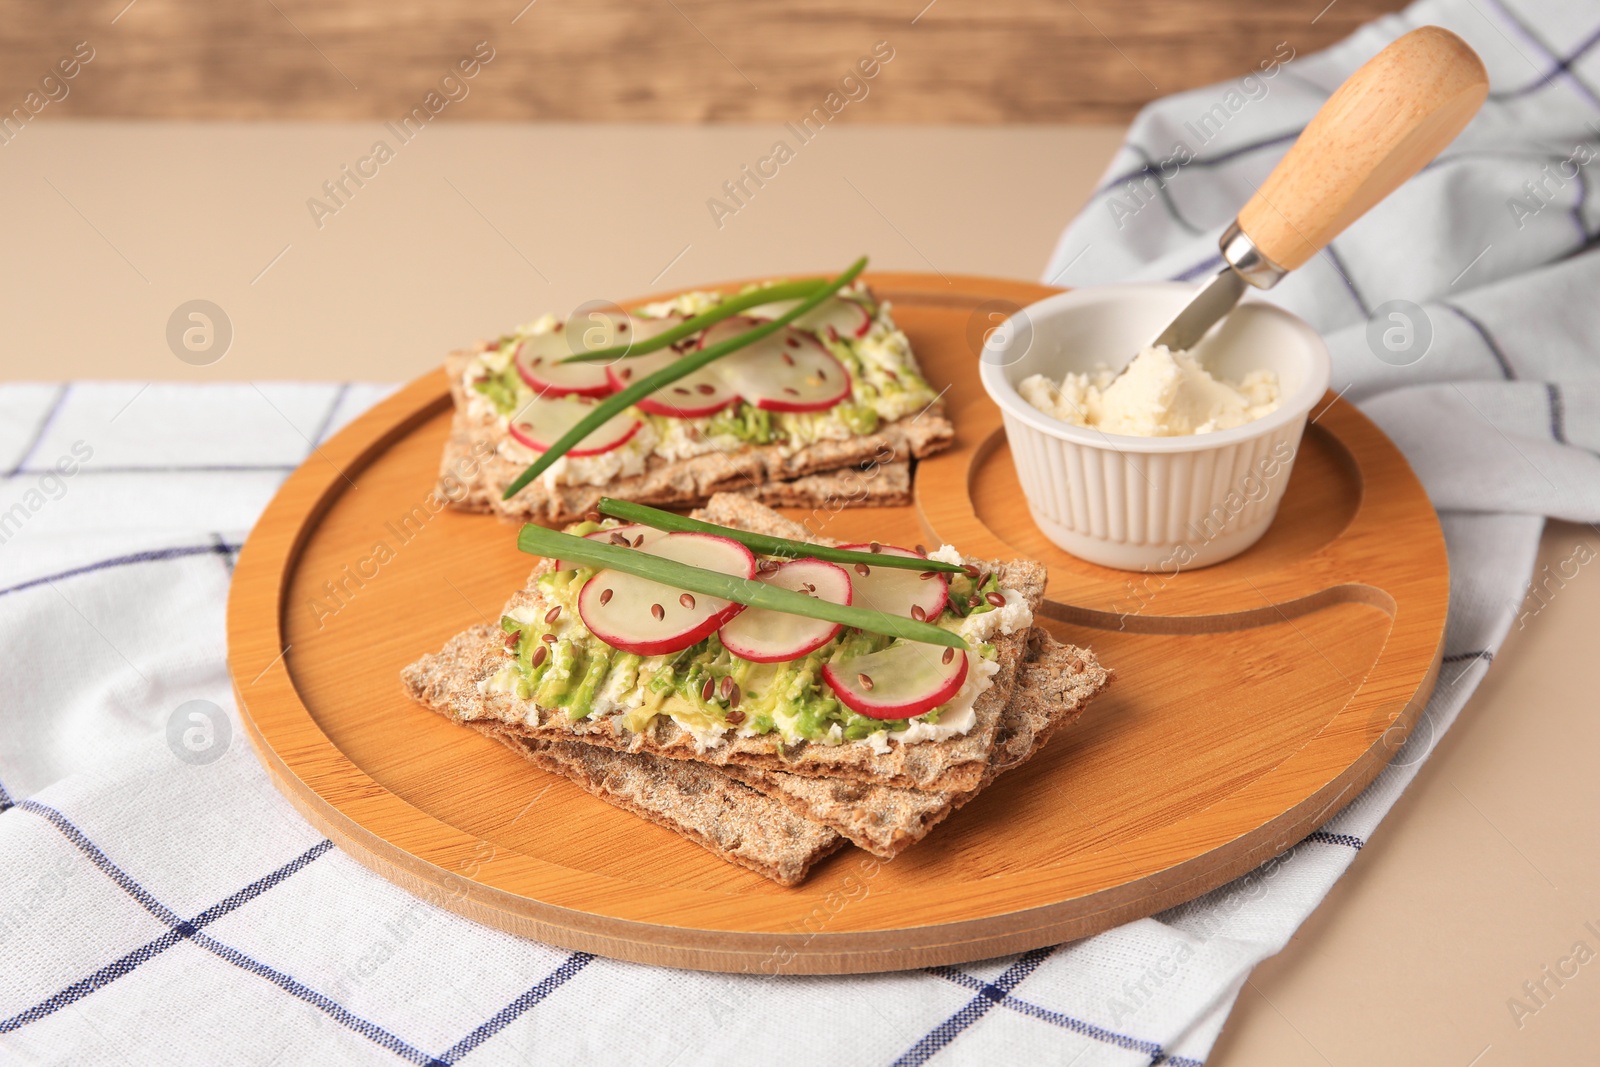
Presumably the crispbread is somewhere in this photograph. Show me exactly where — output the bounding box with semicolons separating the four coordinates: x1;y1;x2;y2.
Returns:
401;496;1044;793
474;725;845;887
722;629;1112;858
438;342;953;525
737;460;910;509
468;627;1107;882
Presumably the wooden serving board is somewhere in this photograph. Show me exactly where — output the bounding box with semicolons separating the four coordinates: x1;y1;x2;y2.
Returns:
227;272;1448;974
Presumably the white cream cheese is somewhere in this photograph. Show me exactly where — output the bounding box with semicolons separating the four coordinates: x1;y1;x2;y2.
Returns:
1020;345;1280;436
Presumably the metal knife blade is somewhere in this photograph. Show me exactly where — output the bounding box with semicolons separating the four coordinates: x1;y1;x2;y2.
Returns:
1149;266;1248;353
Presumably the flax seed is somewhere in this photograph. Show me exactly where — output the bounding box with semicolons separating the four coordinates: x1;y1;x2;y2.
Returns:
541;632;557;644
680;593;696;610
544;605;561;624
651;603;665;621
857;673;874;691
701;677;715;702
726;709;746;725
986;592;1006;607
910;605;926;622
942;647;955;664
854;563;870;577
530;646;547;667
599;588;613;605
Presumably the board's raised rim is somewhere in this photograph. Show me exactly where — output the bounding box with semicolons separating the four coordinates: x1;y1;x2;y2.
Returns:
226;272;1447;973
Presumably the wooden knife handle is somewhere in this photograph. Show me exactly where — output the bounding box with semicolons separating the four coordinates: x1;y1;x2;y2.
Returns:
1236;25;1488;272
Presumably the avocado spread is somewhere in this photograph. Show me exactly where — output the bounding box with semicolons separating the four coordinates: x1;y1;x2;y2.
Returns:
485;523;1026;751
465;283;937;487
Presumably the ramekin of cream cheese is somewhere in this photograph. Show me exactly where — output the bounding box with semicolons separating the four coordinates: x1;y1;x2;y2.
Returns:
976;284;1330;570
1018;344;1281;437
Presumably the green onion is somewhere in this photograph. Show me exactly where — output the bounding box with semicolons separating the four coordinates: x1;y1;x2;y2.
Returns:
558;279;829;364
517;523;968;650
597;498;966;574
501;256;868;500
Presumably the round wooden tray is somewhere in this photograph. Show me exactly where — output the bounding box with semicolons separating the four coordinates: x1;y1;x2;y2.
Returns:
228;272;1448;974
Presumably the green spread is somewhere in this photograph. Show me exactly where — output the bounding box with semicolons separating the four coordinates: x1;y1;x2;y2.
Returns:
468;285;936;468
492;526;1006;745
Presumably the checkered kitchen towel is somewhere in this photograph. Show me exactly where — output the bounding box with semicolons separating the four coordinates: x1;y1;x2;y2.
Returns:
4;4;1598;1066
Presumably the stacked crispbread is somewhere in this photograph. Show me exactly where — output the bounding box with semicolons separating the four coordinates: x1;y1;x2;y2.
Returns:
437;285;954;525
402;495;1111;884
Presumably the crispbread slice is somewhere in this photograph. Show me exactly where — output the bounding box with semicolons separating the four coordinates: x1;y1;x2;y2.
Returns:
475;725;845;887
721;629;1112;858
737;460;910;509
438;338;953;526
401;496;1043;793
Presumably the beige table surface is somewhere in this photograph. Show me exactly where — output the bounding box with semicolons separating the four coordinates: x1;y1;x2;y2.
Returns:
5;123;1596;1066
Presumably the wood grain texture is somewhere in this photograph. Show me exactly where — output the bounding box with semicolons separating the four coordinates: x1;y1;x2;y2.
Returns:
10;0;1407;123
1237;26;1488;270
226;272;1448;973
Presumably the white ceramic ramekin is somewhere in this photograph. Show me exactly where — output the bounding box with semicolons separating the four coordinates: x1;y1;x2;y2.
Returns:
978;283;1331;571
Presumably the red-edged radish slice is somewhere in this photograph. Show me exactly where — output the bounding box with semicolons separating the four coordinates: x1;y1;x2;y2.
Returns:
823;641;969;720
514;333;613;398
507;395;641;457
749;295;872;340
719;558;852;662
836;543;949;620
578;532;755;656
516;315;681;398
702;318;851;413
554;523;669;572
607;346;741;418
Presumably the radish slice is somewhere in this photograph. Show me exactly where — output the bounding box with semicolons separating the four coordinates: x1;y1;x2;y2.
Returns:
515;315;681;399
749;295;872;340
507;395;641;457
836;543;950;621
578;532;755;656
719;558;852;662
555;523;669;572
607;346;741;418
514;333;613;398
703;318;851;413
823;641;970;720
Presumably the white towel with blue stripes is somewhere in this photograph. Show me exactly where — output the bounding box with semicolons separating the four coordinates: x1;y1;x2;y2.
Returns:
3;1;1598;1062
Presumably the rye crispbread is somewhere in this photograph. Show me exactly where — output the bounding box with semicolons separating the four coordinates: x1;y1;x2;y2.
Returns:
401;496;1044;793
437;329;953;526
471;629;1105;883
722;628;1112;858
475;724;846;887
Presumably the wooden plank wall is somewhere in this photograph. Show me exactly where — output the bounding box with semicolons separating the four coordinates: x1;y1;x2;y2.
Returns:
2;0;1407;123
